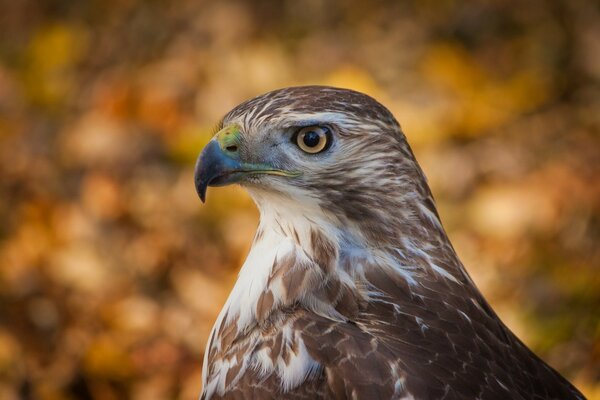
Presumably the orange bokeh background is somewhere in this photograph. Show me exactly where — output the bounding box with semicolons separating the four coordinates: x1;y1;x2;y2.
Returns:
0;1;598;398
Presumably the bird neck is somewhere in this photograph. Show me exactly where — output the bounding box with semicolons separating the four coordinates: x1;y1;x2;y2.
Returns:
214;194;338;329
214;188;470;337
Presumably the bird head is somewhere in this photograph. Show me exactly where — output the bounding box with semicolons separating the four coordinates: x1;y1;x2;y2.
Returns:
195;86;437;244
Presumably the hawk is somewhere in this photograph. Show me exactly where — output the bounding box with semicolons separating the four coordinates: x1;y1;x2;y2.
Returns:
194;86;584;399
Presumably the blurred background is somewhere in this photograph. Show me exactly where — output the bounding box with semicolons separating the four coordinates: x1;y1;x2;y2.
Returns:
0;0;598;398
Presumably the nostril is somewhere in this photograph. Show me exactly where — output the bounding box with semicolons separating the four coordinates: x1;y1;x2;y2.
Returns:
225;145;238;152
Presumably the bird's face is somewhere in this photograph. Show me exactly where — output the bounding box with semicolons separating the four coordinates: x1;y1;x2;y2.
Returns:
195;86;425;232
194;118;337;203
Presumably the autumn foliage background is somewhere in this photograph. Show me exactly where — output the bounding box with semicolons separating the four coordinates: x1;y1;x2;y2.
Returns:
0;0;598;399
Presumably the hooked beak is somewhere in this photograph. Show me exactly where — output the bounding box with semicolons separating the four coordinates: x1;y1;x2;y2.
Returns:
194;140;242;202
194;125;300;203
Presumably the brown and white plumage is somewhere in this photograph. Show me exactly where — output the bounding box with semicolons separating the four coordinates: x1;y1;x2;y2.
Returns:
194;86;584;399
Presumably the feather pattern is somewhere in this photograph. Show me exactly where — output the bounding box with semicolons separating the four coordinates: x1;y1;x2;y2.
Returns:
199;86;584;399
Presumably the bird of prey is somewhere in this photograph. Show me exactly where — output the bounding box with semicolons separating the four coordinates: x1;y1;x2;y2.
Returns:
194;86;584;399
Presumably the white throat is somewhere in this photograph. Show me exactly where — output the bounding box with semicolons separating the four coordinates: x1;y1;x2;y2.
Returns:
221;190;335;329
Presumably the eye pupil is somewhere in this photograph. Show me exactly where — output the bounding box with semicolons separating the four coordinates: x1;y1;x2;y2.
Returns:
303;131;320;147
294;126;331;154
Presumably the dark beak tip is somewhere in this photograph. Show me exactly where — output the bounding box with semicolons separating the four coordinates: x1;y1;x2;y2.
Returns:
194;160;208;204
194;175;208;204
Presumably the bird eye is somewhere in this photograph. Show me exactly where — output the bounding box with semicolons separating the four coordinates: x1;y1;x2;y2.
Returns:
294;126;331;154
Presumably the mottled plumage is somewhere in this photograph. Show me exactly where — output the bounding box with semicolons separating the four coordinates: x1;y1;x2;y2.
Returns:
194;86;584;399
